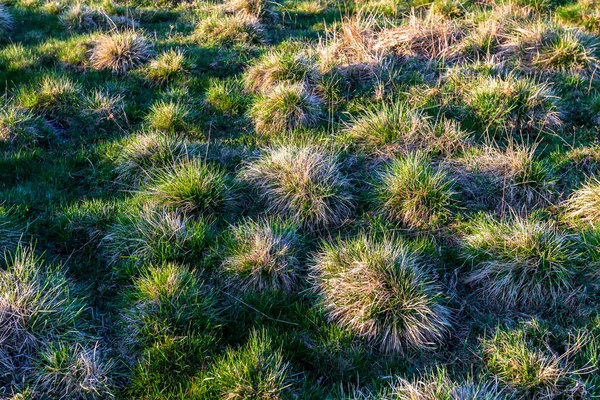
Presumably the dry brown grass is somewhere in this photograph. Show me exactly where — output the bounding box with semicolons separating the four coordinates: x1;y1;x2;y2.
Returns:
565;177;600;226
375;8;466;60
90;30;154;74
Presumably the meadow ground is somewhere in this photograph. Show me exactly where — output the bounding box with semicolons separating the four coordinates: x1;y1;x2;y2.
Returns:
1;0;600;398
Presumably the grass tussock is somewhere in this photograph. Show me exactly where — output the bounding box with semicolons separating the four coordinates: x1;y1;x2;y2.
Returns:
241;144;354;229
90;30;154;74
221;217;302;294
145;159;237;216
102;206;211;266
250;83;322;136
228;0;276;22
0;246;113;399
312;234;451;353
565;177;600;226
206;329;294;399
344;102;470;155
244;47;319;93
196;13;264;46
375;152;456;230
145;100;191;133
464;215;581;309
375;8;465;60
59;2;136;32
115;132;200;184
145;49;191;84
483;323;589;397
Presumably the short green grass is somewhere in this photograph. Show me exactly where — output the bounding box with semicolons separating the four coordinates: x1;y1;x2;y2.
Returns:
1;0;600;398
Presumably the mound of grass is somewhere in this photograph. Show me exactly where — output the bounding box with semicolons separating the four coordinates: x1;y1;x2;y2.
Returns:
244;47;319;93
145;100;191;133
312;234;451;352
241;144;354;228
565;177;600;227
375;152;456;229
221;217;302;294
250;83;322;136
483;323;587;397
499;22;599;75
196;13;264;47
390;369;506;399
83;88;127;126
228;0;277;22
102;206;212;266
464;215;581;309
454;141;556;209
0;4;13;35
59;2;136;32
205;79;247;116
344;102;469;155
17;75;81;120
0;103;54;147
145;159;237;216
145;49;191;84
0;246;113;399
376;8;465;60
204;329;294;399
455;73;562;134
114;132;201;184
90;30;154;74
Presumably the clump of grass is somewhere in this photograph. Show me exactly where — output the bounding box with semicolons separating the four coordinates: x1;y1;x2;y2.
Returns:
205;79;247;116
59;2;135;32
90;30;154;74
207;329;294;399
0;4;13;35
145;49;191;84
499;22;599;75
83;89;126;125
312;234;451;352
0;103;53;147
565;177;600;227
196;13;264;47
375;8;465;59
464;215;581;309
250;83;322;136
18;75;80;118
241;144;354;228
455;141;556;209
244;47;319;93
35;342;113;400
390;369;506;399
375;152;456;230
0;43;38;71
145;159;237;216
344;102;469;155
483;324;588;397
228;0;277;22
102;206;211;266
456;73;562;133
115;132;200;184
145;100;191;133
123;262;219;347
0;246;113;398
221;217;302;294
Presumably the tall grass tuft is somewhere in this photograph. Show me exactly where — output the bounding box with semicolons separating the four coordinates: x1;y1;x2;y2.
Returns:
221;217;302;294
312;234;451;352
375;152;456;229
90;30;154;74
464;215;581;309
241;144;354;229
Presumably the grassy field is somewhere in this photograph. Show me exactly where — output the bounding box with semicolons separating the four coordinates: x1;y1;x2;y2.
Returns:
1;0;600;398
